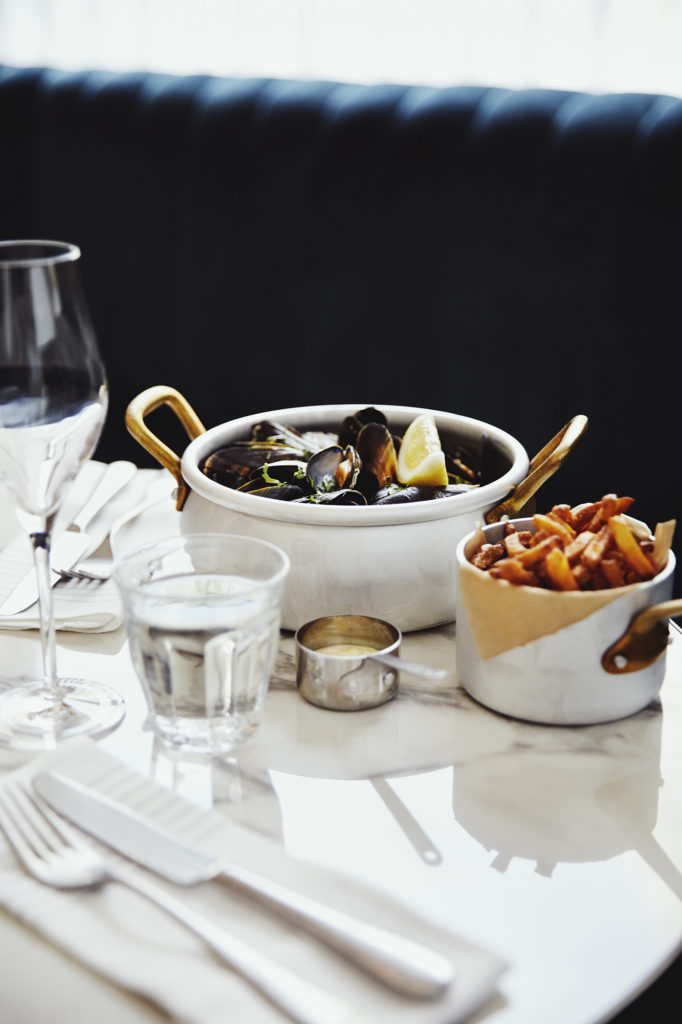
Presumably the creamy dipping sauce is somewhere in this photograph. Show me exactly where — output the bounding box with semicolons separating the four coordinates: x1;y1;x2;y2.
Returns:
316;643;381;658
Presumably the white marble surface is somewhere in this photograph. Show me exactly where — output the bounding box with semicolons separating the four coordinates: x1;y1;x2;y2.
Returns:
0;614;680;1022
0;490;681;1023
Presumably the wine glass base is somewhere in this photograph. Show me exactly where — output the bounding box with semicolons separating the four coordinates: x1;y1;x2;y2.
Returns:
0;679;125;751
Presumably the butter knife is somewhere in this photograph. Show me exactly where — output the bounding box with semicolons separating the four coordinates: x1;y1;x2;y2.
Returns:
33;771;455;999
0;461;136;616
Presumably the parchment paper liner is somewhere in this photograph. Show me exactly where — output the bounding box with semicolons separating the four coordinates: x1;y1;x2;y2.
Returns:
459;521;673;661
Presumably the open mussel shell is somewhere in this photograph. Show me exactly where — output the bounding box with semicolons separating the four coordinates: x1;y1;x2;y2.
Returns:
307;444;361;492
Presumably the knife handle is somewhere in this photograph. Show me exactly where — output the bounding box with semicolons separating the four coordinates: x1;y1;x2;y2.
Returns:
110;860;364;1024
223;863;454;998
70;461;137;533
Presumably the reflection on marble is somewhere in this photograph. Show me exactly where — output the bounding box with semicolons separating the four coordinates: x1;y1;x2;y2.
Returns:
189;620;682;905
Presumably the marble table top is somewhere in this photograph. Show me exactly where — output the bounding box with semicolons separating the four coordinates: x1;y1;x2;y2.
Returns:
0;605;680;1023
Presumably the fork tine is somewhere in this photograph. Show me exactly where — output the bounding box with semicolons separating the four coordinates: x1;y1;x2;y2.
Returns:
0;782;67;858
0;785;44;868
56;569;107;584
0;780;103;888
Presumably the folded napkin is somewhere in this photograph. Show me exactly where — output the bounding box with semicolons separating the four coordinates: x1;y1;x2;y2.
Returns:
0;464;175;634
0;581;123;632
0;737;506;1024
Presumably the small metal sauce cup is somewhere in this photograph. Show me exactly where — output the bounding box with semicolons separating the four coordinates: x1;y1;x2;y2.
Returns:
295;615;402;710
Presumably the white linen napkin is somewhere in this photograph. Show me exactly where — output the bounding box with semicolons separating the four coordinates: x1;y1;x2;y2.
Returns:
0;464;174;633
0;579;123;632
0;737;506;1024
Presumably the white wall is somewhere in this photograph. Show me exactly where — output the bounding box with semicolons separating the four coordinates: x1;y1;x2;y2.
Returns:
1;0;681;96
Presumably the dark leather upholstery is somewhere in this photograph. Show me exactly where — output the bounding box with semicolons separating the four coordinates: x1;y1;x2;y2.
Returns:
2;65;681;580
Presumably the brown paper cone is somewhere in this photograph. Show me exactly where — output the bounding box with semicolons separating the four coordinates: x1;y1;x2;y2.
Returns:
458;524;674;661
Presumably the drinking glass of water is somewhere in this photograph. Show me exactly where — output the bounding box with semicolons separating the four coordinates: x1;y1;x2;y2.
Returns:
114;533;290;757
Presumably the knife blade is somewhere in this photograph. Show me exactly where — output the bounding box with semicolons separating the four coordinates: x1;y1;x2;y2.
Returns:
33;770;455;999
0;461;136;616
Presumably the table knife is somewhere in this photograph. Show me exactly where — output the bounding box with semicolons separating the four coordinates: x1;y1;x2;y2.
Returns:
33;771;455;999
0;461;136;616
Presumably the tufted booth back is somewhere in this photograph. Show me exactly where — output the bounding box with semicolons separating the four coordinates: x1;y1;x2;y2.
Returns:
1;64;681;581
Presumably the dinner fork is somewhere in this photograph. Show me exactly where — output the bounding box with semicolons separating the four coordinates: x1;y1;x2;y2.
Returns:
0;780;363;1024
54;561;111;583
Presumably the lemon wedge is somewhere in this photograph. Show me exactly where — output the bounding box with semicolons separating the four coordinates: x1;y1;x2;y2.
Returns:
396;414;448;487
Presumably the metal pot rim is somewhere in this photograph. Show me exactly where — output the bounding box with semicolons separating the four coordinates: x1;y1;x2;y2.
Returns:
181;403;529;528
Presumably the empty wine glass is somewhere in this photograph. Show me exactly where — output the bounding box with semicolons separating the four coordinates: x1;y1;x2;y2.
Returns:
0;240;125;750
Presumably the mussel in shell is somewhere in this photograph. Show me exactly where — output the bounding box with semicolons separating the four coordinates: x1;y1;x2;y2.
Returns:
355;422;398;488
202;442;304;489
307;445;361;492
199;407;482;506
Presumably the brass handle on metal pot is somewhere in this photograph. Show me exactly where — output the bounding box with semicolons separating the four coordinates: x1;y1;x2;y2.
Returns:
125;386;206;510
485;414;589;524
602;600;682;674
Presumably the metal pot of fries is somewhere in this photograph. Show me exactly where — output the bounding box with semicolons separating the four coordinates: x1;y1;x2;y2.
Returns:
455;498;677;724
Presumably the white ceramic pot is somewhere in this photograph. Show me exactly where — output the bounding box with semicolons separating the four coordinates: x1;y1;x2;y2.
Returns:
455;518;676;724
126;392;583;632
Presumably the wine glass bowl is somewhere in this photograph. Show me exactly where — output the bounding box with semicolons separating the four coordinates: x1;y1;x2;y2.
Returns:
0;239;125;750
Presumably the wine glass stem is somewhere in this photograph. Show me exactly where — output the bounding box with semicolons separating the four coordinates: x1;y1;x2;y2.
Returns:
30;532;59;696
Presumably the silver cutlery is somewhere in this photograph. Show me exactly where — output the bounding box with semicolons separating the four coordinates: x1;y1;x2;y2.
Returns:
54;558;112;583
33;770;455;999
0;780;365;1024
0;461;135;615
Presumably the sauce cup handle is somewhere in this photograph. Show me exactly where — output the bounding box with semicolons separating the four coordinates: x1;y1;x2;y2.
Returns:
125;386;206;509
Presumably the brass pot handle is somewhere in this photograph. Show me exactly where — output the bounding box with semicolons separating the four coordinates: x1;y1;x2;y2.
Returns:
602;599;682;674
485;414;588;524
125;386;206;510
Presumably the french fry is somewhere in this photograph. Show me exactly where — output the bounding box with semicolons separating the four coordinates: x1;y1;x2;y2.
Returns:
581;524;612;571
652;519;676;571
532;513;575;544
544;548;579;590
600;557;626;588
609;515;657;577
489;559;538;587
504;532;529;558
515;535;562;567
564;531;593;564
471;496;673;593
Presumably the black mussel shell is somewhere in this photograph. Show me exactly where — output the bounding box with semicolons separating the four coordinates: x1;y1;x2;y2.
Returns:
242;483;309;501
250;421;311;452
294;488;367;506
371;482;478;504
201;443;301;489
371;485;437;505
444;447;480;485
338;407;388;447
354;466;380;502
355;422;398;488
